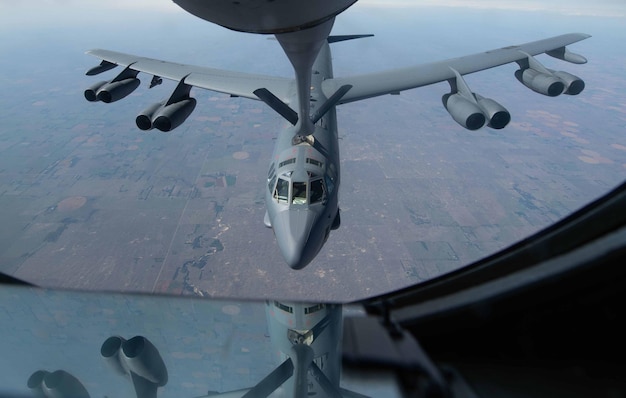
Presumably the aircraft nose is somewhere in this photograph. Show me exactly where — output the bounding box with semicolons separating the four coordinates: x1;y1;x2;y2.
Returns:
283;244;307;270
273;208;317;270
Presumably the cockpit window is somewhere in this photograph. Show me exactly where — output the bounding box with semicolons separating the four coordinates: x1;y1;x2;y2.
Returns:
324;175;335;195
273;177;325;205
292;182;307;205
274;301;293;314
268;174;277;194
305;303;325;314
306;158;323;168
279;158;296;168
310;179;325;203
268;162;275;179
274;178;289;203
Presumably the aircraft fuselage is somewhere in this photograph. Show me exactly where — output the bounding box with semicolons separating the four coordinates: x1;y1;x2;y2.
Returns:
265;42;341;270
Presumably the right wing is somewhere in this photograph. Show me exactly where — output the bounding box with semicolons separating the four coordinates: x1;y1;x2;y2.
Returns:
322;33;590;104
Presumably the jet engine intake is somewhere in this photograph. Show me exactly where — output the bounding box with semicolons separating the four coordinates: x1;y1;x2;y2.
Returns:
101;335;168;387
152;98;197;132
475;94;511;129
96;77;141;103
84;81;108;102
442;93;486;131
515;68;564;97
549;69;585;95
136;102;165;131
121;336;168;385
101;335;130;376
136;98;196;132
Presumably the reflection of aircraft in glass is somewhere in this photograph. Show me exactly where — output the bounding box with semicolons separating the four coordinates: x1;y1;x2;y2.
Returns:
83;0;590;270
5;181;626;397
19;298;367;397
198;301;365;397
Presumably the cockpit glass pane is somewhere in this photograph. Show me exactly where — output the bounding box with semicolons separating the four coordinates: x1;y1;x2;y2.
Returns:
292;182;307;205
325;175;335;194
274;178;289;203
278;158;296;168
310;179;324;203
268;174;277;193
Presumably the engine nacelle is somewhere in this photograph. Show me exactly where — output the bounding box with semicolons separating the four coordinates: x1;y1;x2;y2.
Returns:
152;98;197;132
27;370;90;398
101;335;167;398
515;68;564;97
442;93;486;130
121;336;168;385
101;335;130;376
475;94;511;129
84;80;108;102
550;70;585;95
136;102;165;131
96;77;141;103
101;335;168;387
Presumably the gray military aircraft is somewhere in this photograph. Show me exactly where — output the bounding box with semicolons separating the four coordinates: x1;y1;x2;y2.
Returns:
84;0;590;270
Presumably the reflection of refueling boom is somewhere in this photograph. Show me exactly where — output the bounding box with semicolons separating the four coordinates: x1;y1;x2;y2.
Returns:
23;302;365;398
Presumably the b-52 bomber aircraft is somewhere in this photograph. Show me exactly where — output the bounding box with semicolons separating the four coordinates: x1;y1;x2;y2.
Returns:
84;0;589;270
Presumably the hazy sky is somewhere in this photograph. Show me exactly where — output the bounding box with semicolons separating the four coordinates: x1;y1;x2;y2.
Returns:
2;0;626;21
361;0;626;16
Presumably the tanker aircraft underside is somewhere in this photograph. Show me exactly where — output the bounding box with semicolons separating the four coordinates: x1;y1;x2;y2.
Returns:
84;0;590;270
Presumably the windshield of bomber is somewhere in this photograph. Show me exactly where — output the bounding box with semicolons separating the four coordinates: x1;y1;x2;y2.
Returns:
310;178;325;203
275;178;289;203
292;181;307;204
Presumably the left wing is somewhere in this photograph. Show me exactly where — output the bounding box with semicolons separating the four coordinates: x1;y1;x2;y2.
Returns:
84;49;294;132
86;49;293;101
